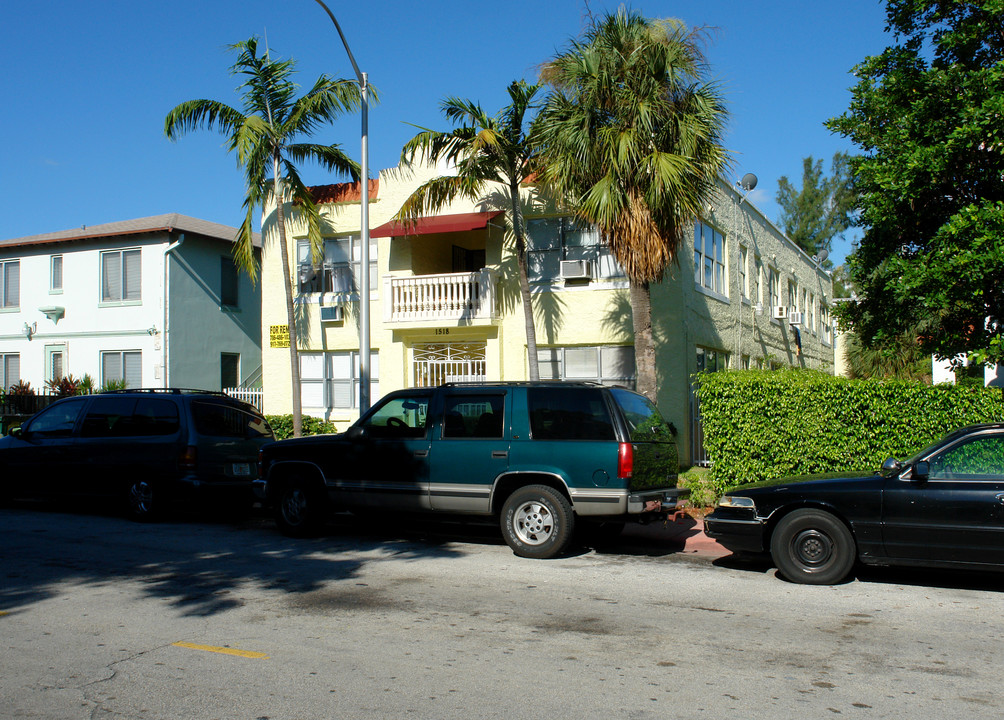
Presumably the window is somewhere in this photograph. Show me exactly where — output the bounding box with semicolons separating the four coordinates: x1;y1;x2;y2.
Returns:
221;353;240;389
24;397;87;438
442;393;505;439
768;267;781;309
50;256;63;293
821;304;832;345
738;245;748;300
0;353;19;389
361;393;430;439
101;350;142;388
221;257;239;307
808;293;816;333
929;435;1004;480
1;260;19;308
528;387;616;441
526;217;622;281
694;221;726;296
297;236;377;296
536;345;635;388
696;346;729;373
788;280;798;313
753;255;762;304
101;249;141;303
46;345;65;383
192;400;268;439
300;351;379;410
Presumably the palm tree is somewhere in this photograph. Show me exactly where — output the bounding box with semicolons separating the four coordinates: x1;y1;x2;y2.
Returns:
397;80;544;380
537;9;730;400
165;37;363;436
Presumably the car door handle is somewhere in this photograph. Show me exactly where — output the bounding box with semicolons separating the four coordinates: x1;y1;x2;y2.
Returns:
491;451;508;459
414;450;429;458
995;493;1004;505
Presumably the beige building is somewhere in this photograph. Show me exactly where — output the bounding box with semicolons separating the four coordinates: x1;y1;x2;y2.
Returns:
260;162;834;467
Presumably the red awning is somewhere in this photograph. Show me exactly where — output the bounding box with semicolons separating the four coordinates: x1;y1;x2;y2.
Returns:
370;211;503;238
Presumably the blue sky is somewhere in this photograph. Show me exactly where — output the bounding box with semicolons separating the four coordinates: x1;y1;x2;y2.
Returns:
2;0;890;265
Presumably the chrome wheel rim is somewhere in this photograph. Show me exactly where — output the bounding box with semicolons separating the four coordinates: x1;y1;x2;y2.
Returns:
128;481;153;516
512;500;554;546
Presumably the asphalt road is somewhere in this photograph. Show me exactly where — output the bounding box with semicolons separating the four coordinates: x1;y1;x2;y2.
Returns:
2;503;1003;719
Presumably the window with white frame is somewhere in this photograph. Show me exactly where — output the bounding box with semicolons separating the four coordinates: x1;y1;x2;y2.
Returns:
101;249;141;303
809;293;816;333
101;351;142;388
1;260;20;309
694;221;726;296
821;305;832;345
297;236;377;296
768;267;780;309
753;255;762;305
536;345;635;388
300;351;379;410
526;217;622;281
1;353;19;389
787;280;798;314
738;245;748;300
50;256;63;293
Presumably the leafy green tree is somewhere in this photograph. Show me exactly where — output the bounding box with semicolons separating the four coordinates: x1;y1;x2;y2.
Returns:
537;9;730;399
827;0;1004;368
842;327;931;383
165;38;363;436
397;81;544;379
776;151;856;260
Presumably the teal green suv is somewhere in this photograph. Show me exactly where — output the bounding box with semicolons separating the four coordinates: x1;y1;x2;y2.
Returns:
256;382;685;558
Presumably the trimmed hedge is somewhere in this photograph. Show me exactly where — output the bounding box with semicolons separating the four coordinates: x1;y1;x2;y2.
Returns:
696;370;1004;495
266;415;339;441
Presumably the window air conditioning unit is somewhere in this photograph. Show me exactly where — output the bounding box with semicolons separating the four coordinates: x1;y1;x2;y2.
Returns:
788;310;803;326
771;305;788;320
319;305;344;322
559;259;592;280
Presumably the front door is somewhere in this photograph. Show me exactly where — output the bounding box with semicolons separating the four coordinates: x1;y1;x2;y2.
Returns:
883;430;1004;565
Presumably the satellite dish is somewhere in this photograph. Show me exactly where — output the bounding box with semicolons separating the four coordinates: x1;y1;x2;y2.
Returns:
739;173;758;191
814;249;829;265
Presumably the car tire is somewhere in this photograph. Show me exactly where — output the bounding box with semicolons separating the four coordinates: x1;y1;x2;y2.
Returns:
274;479;326;538
770;509;856;585
124;478;160;522
501;485;575;559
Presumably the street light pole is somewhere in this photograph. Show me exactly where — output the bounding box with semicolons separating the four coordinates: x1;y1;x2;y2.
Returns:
313;0;371;414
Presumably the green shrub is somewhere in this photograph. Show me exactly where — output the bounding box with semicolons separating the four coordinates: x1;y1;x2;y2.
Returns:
266;414;339;440
696;370;1004;496
679;466;717;509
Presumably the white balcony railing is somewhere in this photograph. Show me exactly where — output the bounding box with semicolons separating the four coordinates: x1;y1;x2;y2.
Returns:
383;270;497;323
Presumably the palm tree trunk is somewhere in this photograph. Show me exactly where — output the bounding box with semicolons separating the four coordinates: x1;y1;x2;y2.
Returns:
510;179;539;381
273;159;304;438
629;280;658;401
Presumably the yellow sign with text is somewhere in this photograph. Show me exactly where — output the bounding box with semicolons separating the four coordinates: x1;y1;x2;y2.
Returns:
269;325;290;348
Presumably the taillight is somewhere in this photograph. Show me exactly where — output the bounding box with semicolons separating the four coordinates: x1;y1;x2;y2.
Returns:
180;446;197;473
618;442;633;479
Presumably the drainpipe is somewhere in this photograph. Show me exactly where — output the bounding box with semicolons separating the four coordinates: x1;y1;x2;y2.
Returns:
163;233;185;388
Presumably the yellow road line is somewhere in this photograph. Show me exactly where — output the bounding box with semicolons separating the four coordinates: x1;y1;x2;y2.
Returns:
172;641;269;659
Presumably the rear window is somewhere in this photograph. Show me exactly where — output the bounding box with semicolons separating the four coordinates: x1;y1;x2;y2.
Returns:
192;400;272;439
528;387;615;440
609;388;674;442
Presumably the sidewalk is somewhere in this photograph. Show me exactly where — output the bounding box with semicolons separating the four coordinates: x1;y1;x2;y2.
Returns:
621;511;731;560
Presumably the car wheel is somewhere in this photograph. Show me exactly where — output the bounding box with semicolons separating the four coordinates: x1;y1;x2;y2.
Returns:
274;479;326;538
125;479;159;522
770;509;856;585
501;485;575;559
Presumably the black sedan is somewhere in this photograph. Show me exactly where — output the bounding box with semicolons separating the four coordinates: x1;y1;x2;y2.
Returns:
704;423;1004;584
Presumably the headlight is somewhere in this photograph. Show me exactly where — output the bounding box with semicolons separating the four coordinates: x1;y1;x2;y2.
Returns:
717;495;755;509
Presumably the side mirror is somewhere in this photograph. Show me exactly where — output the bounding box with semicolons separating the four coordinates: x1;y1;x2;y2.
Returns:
8;425;22;439
345;425;367;441
913;460;930;481
881;457;901;474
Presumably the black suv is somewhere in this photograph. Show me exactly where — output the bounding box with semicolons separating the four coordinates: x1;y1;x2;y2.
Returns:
256;382;685;558
0;389;274;519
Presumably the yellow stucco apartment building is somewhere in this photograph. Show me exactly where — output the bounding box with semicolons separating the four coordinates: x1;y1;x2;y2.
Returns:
260;161;834;467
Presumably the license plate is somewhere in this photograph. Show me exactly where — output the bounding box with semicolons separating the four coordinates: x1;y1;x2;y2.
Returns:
232;463;251;477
